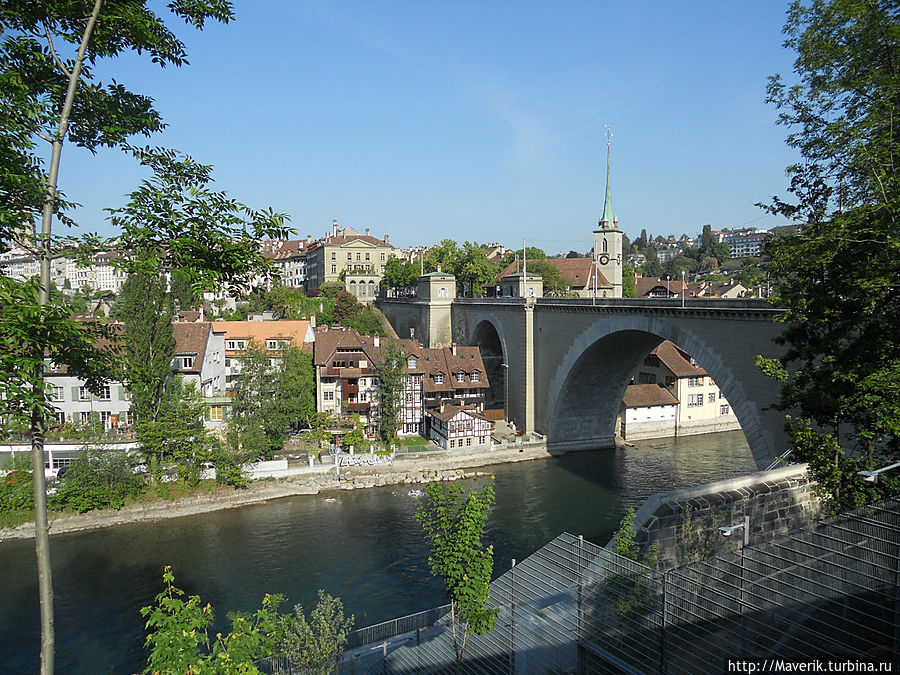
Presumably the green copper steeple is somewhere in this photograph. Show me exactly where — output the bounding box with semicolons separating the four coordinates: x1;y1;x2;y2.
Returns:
596;137;617;231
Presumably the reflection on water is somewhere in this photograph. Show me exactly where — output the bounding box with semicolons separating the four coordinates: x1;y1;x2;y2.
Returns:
0;431;754;674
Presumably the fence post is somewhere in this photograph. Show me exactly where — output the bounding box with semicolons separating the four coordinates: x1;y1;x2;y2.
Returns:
576;535;585;674
659;570;668;675
509;558;516;674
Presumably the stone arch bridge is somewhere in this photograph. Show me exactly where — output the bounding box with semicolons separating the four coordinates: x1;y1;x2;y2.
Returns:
376;297;788;469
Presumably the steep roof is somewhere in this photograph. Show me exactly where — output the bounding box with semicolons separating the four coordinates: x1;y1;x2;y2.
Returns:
172;322;212;371
398;342;490;393
596;143;618;231
634;276;695;298
260;239;306;260
313;326;385;367
211;320;313;350
623;384;679;408
426;403;489;423
652;340;707;378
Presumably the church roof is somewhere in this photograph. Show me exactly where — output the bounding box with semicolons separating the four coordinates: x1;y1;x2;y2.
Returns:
595;142;618;232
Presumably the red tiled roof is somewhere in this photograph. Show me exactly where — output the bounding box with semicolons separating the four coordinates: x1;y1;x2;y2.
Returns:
623;384;679;408
651;341;707;378
495;258;610;289
172;322;212;372
397;342;489;393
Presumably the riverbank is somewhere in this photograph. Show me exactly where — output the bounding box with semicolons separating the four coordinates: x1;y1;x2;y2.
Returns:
0;440;552;542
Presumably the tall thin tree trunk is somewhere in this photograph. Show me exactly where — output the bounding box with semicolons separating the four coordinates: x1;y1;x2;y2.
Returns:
32;3;104;672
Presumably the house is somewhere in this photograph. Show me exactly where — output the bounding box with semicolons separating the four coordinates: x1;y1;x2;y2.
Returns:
397;341;490;437
260;238;310;289
313;327;384;435
426;403;492;450
172;323;226;399
633;276;697;298
617;384;679;440
494;258;611;298
698;281;749;299
211;319;315;391
303;220;395;298
624;340;741;438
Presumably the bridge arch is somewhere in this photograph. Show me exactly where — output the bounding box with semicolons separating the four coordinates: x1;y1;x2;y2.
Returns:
542;314;775;468
468;318;510;415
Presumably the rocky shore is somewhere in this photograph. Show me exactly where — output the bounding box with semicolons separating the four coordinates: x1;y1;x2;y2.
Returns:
0;440;551;542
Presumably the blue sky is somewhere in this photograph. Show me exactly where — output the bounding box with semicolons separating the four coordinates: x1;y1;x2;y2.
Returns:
60;1;799;254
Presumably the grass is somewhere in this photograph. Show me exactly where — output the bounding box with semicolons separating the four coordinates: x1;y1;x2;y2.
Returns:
400;436;429;447
0;508;33;529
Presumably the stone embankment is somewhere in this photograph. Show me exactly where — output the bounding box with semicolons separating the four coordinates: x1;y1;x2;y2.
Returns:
0;439;551;542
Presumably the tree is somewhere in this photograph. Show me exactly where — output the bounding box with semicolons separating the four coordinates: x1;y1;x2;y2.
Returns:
333;289;361;322
622;263;637;298
416;479;498;665
381;256;419;294
228;342;315;461
758;0;900;511
375;340;405;444
277;591;354;675
1;4;291;669
169;269;198;311
50;446;144;513
113;269;174;479
343;306;387;337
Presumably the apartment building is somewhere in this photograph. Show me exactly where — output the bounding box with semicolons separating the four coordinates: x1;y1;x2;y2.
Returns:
303;220;395;297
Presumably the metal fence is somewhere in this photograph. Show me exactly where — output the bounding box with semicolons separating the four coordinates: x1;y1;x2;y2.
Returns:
347;497;900;674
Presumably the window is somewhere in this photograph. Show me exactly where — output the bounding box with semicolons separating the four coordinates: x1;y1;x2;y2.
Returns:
687;377;702;387
365;252;370;261
439;287;447;298
180;356;194;369
331;264;337;274
54;411;66;426
687;394;704;407
434;373;444;385
100;411;111;428
638;372;657;384
78;386;90;401
80;411;91;423
466;437;472;446
708;392;717;404
720;404;730;416
718;390;726;400
99;385;111;400
456;372;465;383
323;391;334;401
331;252;336;261
380;253;386;262
225;358;231;368
643;355;660;367
449;439;455;448
407;356;417;368
210;405;224;421
50;386;64;402
356;252;361;261
472;371;480;382
347;252;352;261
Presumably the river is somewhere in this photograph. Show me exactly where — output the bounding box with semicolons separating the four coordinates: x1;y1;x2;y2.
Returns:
0;431;755;673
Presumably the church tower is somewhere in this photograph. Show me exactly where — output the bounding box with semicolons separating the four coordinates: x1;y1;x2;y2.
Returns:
592;127;623;298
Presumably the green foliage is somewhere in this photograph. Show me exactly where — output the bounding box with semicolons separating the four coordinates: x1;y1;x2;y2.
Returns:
622;263;637;298
136;378;215;486
381;256;419;293
343;305;387;337
227;342;316;461
104;147;291;294
342;427;366;450
760;0;900;510
51;447;145;513
318;281;343;299
0;277;119;432
333;290;361;322
169;269;199;310
416;479;498;663
0;453;34;513
608;507;658;617
375;340;405;444
277;591;354;675
113;268;175;428
141;565;283;674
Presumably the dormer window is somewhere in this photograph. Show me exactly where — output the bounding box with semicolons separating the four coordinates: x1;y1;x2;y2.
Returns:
456;372;465;383
408;356;417;368
180;356;195;369
434;373;444;385
472;371;480;382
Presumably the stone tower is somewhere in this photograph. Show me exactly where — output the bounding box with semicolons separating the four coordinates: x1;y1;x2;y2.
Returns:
592;137;623;298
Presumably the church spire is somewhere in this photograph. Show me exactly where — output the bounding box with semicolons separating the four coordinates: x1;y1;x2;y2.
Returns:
597;125;618;231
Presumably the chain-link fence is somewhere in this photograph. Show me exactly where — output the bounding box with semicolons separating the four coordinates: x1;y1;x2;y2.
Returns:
347;497;900;674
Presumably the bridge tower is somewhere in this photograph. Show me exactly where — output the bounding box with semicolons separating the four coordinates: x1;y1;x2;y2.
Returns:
593;128;623;298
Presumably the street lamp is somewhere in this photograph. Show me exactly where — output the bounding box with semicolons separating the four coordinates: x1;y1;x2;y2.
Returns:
665;275;670;298
720;515;750;652
719;515;750;547
858;461;900;483
681;270;686;308
501;363;509;424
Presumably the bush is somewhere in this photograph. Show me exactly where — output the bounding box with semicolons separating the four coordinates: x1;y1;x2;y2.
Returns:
0;453;34;513
51;447;145;513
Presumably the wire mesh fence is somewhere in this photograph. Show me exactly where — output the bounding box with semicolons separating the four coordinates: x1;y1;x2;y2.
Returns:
345;497;900;674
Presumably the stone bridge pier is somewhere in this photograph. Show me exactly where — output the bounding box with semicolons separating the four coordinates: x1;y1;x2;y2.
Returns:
376;296;789;469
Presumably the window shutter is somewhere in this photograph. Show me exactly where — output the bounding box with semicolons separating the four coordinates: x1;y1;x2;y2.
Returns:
72;386;79;400
118;386;126;401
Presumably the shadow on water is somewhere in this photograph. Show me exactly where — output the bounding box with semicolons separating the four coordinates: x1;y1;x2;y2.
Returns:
0;431;755;674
